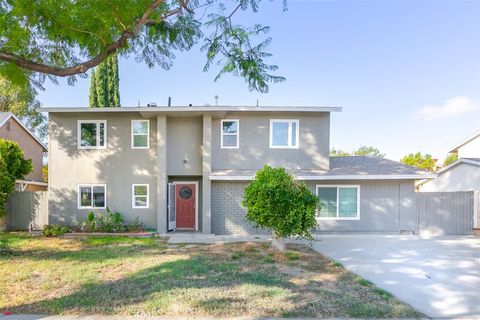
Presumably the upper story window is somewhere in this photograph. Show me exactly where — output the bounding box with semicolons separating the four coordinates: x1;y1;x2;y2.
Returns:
269;119;299;149
78;184;106;209
221;119;239;149
78;120;106;149
132;120;149;149
316;185;360;220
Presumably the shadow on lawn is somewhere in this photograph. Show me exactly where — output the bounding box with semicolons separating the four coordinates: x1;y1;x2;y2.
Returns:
5;254;295;315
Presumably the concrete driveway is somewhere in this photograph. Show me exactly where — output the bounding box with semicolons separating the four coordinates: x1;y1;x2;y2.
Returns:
310;235;480;318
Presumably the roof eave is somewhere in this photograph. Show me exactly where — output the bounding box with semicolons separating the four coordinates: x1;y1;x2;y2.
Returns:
210;174;437;181
37;106;343;113
448;131;480;153
0;113;47;151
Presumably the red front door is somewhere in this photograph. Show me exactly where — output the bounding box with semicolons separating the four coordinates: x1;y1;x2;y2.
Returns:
175;183;196;229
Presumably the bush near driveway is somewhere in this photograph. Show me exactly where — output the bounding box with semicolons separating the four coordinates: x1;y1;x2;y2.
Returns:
0;232;422;318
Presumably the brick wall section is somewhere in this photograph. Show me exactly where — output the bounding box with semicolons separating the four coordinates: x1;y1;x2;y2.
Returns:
211;181;269;235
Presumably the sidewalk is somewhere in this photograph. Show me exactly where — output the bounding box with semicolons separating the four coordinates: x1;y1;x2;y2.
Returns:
0;315;435;320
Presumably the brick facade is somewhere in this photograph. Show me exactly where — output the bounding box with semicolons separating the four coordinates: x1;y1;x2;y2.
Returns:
211;181;269;235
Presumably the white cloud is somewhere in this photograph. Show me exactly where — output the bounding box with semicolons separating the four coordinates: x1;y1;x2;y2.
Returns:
416;96;480;121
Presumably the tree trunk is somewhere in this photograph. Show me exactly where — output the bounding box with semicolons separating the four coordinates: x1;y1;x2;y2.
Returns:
271;232;285;251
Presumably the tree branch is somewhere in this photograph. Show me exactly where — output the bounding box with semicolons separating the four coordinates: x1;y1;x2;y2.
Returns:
0;0;168;77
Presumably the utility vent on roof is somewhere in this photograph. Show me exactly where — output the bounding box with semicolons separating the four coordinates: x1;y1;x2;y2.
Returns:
147;102;157;107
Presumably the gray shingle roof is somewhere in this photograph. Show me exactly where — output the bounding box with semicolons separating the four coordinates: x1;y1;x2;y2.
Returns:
210;156;434;180
328;156;430;175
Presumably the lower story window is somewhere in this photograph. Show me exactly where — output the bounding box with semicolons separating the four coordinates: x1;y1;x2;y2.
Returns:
316;185;360;220
132;184;149;208
78;184;106;209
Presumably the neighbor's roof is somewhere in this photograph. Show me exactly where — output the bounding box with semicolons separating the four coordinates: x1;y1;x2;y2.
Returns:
210;156;436;180
436;157;480;174
38;105;342;113
0;112;47;151
449;130;480;153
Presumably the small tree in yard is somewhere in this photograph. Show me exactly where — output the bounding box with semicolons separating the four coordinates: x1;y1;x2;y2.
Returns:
0;139;33;217
242;165;319;251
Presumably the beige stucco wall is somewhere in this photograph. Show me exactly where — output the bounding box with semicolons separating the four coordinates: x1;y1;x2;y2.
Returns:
48;112;158;228
0;118;44;182
458;135;480;158
420;163;480;192
211;112;330;171
166;117;203;175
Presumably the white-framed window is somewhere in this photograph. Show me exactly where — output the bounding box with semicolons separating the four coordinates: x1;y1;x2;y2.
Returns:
131;120;150;149
269;119;299;149
221;119;239;149
316;185;360;220
78;184;107;209
78;120;106;149
132;184;149;208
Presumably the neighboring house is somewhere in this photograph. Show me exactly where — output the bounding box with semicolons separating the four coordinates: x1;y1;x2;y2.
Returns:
418;130;480;192
40;106;433;235
0;112;48;191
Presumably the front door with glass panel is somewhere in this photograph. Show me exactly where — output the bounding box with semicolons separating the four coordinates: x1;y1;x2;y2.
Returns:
174;183;196;230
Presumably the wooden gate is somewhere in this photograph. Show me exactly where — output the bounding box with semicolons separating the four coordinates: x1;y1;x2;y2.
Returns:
417;191;474;235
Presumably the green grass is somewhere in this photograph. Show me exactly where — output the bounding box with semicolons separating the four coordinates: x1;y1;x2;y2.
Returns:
356;278;373;287
0;232;422;318
284;251;300;261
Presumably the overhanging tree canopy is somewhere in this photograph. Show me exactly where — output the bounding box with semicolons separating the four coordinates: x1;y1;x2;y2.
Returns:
0;0;286;93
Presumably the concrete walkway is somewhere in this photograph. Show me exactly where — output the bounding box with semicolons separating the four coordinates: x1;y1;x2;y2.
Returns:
309;235;480;319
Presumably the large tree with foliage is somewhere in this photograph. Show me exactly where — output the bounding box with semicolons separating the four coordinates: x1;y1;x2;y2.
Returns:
89;54;120;107
400;152;436;172
330;146;385;158
242;165;318;251
443;153;458;167
0;77;46;138
0;0;285;94
0;139;33;217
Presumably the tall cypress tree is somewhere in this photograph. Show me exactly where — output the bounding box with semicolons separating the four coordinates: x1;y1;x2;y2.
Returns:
89;68;98;107
111;55;120;107
88;53;120;108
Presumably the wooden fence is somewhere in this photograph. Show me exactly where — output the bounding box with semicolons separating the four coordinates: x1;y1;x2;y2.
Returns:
416;191;475;236
6;191;48;231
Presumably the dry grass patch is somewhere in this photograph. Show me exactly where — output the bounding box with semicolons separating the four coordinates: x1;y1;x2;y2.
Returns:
0;232;422;318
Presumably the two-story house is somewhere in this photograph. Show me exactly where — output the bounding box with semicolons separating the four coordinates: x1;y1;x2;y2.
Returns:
41;106;433;234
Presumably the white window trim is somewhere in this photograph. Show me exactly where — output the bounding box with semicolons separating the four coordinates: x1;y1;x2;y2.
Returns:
269;119;300;149
77;184;107;209
220;119;239;149
131;120;150;149
316;185;360;220
77;120;107;150
132;184;150;209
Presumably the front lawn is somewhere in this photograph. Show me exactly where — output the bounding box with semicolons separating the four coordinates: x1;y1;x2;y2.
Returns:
0;233;422;318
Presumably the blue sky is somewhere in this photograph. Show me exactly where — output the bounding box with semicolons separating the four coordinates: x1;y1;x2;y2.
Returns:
37;0;480;161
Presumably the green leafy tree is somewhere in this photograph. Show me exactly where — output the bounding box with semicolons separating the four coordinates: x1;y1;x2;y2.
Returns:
0;139;33;217
400;152;436;172
89;54;121;107
0;77;46;139
330;148;352;157
89;69;98;107
330;146;385;158
443;153;458;167
0;1;285;94
242;165;318;251
354;146;385;158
